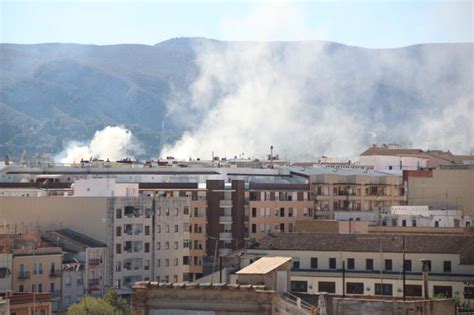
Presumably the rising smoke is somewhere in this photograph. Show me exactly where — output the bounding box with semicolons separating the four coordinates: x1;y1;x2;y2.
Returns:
161;4;473;160
56;126;141;163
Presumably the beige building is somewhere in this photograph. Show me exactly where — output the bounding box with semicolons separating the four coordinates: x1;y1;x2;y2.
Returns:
291;168;406;219
242;233;474;306
406;166;474;216
248;185;314;241
12;247;62;311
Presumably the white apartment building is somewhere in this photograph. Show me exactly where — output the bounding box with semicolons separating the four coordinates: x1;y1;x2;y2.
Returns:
243;233;474;305
0;253;12;293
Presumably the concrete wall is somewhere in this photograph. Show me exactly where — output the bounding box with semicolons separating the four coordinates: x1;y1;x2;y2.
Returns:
0;196;109;242
331;297;454;315
407;168;474;216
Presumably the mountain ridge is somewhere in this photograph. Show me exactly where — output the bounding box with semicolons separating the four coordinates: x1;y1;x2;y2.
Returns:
0;38;472;160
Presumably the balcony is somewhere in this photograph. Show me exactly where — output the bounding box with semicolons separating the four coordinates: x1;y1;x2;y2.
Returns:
220;200;233;208
88;278;100;287
49;270;62;277
219;216;233;224
17;271;31;279
219;232;233;240
89;258;101;266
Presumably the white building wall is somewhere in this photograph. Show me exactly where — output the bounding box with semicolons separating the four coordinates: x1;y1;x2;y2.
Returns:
73;178;138;197
0;253;12;293
359;155;428;171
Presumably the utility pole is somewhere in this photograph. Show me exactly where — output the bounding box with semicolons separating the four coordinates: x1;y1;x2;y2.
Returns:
342;260;346;298
402;235;406;301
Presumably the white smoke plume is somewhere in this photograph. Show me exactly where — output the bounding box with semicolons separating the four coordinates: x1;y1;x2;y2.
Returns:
56;126;141;163
161;4;473;160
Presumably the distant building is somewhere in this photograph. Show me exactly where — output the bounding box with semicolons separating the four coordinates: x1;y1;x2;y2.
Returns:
0;253;12;293
405;165;474;217
42;228;108;310
11;247;62;312
291;167;406;219
360;144;473;169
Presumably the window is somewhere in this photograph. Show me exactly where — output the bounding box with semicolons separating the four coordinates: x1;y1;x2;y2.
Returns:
375;283;393;296
280;208;285;217
291;281;307;292
252;208;257;217
116;244;122;254
464;287;474;299
184;207;189;215
329;258;336;269
174;241;179;249
384;259;392;271
174;208;179;216
50;282;55;292
404;260;412;271
144;243;150;253
280;223;285;232
251;224;256;233
165;259;170;267
347;258;355;270
310;257;318;269
366;259;374;271
288;208;293;217
165;242;169;250
318;282;336;293
183;256;189;265
174;225;179;233
65;276;71;286
165;225;170;233
434;221;439;227
116;209;122;219
346;282;364;294
412;220;417;227
145;226;150;236
174;258;179;266
405;285;422;297
116;226;122;237
38;283;42;292
293;260;300;270
443;261;451;272
19;284;24;292
402;220;406;227
433;286;452;298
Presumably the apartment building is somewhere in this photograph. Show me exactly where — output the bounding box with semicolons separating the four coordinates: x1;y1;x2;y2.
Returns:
42;228;108;310
291;167;406;219
111;196;154;294
405;165;474;216
242;233;474;305
247;180;314;240
12;247;63;311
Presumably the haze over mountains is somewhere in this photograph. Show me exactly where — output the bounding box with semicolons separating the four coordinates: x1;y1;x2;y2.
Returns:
0;38;472;161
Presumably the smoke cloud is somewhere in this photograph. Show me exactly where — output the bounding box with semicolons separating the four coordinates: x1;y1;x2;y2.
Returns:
161;4;473;160
56;126;141;163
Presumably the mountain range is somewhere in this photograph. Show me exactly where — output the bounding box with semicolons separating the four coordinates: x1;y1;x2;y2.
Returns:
0;38;472;160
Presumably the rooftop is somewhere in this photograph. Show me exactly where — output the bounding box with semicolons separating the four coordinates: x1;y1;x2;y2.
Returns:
251;233;474;255
43;228;106;250
236;256;292;275
290;166;401;177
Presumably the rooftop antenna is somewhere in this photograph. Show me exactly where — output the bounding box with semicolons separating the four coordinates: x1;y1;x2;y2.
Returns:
270;145;274;169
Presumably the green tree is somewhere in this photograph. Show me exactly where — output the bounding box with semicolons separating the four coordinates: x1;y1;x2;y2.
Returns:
67;296;115;315
104;288;131;315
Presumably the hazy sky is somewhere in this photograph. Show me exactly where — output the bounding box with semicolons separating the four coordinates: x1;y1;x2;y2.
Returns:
1;0;472;48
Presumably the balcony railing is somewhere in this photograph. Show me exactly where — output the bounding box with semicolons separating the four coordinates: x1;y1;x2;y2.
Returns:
219;216;233;223
49;270;62;277
219;232;232;239
17;271;31;279
89;258;101;266
219;200;233;208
